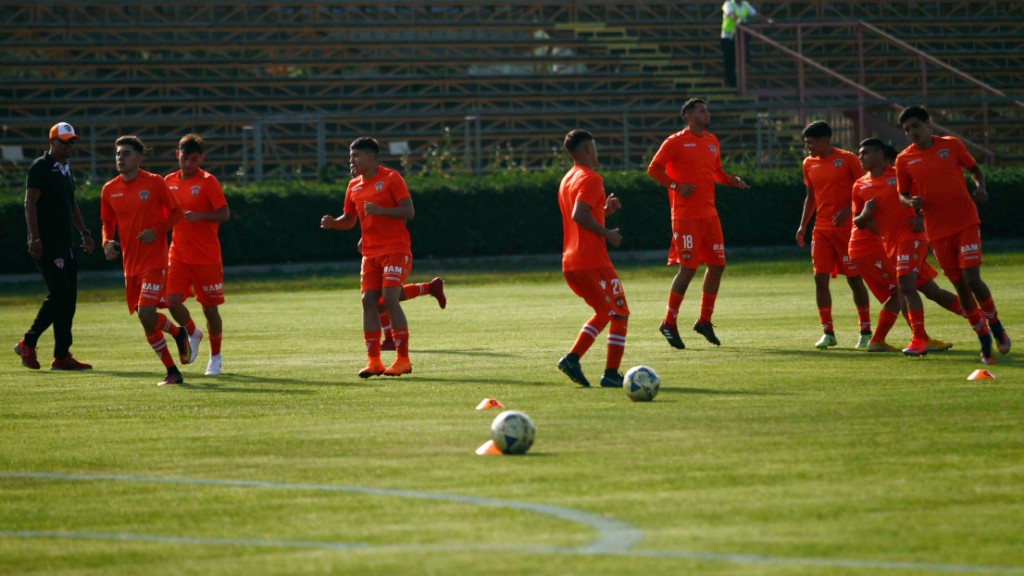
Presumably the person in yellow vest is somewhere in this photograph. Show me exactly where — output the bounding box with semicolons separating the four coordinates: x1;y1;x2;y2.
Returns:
721;1;772;88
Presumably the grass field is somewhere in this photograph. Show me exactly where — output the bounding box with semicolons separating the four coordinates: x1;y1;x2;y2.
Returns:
1;255;1022;575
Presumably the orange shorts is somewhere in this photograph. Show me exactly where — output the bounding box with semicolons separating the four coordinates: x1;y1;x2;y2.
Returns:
668;217;725;270
361;253;411;292
894;238;931;279
851;254;896;304
167;260;225;306
930;226;982;283
811;227;857;277
564;267;629;318
125;269;167;313
915;260;939;288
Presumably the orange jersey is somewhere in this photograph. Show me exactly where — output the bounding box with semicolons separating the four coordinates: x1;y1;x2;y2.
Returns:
101;170;182;277
343;165;412;258
895;135;978;241
166;168;228;265
649;129;730;220
852;166;924;259
559;165;612;272
802;147;864;231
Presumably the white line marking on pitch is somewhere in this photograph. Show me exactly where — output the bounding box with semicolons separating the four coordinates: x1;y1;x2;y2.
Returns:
2;471;1023;574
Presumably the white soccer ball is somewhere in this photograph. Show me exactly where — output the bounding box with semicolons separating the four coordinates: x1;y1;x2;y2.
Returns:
624;366;660;402
490;410;536;455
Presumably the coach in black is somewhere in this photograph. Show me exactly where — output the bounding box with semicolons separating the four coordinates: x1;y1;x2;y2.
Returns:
15;122;95;370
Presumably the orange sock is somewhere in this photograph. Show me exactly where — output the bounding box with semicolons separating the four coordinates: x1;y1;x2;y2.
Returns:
947;296;964;317
364;330;381;358
209;331;222;355
606;318;627;372
965;307;989;337
872;310;899;343
857;305;871;333
146;330;175;369
379;311;393;339
392;328;409;357
665;291;684;325
699;293;717;323
818;306;834;333
156;313;181;337
570;315;608;358
908;308;927;340
978;296;999;323
403;283;428;301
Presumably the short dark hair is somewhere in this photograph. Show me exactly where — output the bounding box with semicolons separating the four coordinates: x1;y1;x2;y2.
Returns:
350;137;380;155
178;133;205;155
899;105;930;125
680;98;706;117
115;135;149;155
563;129;594;154
883;144;899;164
801;121;832;139
858;137;886;153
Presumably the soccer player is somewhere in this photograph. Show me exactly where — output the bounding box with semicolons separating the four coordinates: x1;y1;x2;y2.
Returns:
165;134;230;375
321;137;416;377
648;98;749;350
852;138;955;356
16;122;94;371
556;129;629;388
895;106;1010;364
795;120;872;349
100;135;192;385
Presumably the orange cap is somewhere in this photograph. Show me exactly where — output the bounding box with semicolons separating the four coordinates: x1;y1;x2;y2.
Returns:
49;122;79;142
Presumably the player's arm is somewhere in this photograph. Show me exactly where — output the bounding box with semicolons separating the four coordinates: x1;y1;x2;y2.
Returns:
321;211;358;230
572;199;622;248
967;164;987;204
100;191;121;261
71;201;94;253
795;184;815;247
364;197;414;221
139;185;183;244
24;186;42;259
895;161;922;212
852;197;878;234
185;205;230;223
604;193;621;217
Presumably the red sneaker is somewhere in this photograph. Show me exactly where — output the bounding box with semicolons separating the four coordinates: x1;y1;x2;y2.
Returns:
902;337;928;357
428;277;446;309
51;355;93;371
15;340;40;370
384;356;413;376
358;357;387;379
380;337;396;351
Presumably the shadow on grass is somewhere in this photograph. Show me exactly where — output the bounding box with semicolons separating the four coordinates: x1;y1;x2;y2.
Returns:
658;386;789;396
388;375;547;386
416;348;517;358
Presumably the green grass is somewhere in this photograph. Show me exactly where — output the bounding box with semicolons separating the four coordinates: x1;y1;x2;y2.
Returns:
1;259;1022;575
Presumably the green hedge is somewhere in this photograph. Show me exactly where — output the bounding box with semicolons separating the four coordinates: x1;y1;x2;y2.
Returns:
2;167;1021;274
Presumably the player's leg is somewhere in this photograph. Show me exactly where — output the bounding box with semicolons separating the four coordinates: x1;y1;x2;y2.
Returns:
382;254;413;376
933;233;994;364
914;262;956;351
601;313;629;388
202;305;223;375
661;264;695;349
691;218;725;346
18;256;66;369
138;304;183;385
359;288;386;378
810;229;838;348
897;271;928;357
847;274;872;347
963;265;1009;355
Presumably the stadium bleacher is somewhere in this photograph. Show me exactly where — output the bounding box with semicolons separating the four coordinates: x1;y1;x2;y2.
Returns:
0;0;1020;184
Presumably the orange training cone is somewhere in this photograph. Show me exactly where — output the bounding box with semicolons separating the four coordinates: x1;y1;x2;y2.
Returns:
476;398;505;410
475;440;503;456
967;369;995;381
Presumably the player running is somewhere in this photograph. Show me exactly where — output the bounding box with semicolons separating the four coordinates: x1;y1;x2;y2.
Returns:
556;129;629;388
795;120;873;350
321;137;417;377
101;135;191;385
648;98;749;350
165;134;230;375
895;106;1010;365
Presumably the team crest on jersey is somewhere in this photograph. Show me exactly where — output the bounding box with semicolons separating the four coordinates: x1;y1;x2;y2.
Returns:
888;177;897;187
54;258;65;270
191;185;201;197
375;181;385;192
708;144;717;155
834;158;844;168
938;148;949;159
138;189;150;202
682;251;692;261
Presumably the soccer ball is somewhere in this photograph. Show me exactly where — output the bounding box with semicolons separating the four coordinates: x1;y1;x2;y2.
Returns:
624;366;660;402
490;410;536;455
